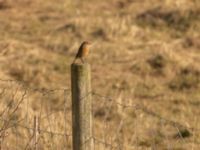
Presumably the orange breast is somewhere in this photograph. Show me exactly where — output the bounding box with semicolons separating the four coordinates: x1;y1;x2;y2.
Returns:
81;46;89;57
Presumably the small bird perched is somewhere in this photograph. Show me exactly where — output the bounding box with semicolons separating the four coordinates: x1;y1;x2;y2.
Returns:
73;41;92;64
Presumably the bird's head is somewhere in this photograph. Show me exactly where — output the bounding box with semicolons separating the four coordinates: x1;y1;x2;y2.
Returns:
82;41;92;49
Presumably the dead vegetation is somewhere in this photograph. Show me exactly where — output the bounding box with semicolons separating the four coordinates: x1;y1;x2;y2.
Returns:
0;0;200;149
0;0;9;9
169;67;200;91
136;6;200;33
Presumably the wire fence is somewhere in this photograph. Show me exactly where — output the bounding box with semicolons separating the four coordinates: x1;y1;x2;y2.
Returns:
0;78;199;149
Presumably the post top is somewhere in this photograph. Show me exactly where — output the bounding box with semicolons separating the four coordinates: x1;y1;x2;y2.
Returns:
71;63;90;67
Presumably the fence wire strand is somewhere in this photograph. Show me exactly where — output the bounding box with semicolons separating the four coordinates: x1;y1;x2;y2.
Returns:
0;79;199;149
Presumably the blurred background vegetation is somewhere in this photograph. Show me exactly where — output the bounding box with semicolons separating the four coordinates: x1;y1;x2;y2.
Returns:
0;0;200;149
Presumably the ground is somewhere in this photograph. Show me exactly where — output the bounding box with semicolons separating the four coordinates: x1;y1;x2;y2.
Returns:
0;0;200;149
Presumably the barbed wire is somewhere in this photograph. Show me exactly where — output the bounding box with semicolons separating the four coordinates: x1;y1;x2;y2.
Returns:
0;87;198;132
0;117;71;137
0;79;199;149
0;78;70;96
92;136;117;149
92;92;200;132
0;79;72;143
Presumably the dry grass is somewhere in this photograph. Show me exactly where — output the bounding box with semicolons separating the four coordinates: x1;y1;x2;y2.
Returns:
0;0;200;149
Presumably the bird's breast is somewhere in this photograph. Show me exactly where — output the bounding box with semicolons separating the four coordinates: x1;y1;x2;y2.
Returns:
82;47;89;57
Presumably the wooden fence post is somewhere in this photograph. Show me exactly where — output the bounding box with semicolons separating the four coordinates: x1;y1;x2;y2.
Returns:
71;63;93;150
33;116;39;150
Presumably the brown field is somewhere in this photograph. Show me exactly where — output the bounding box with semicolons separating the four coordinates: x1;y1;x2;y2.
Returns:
0;0;200;149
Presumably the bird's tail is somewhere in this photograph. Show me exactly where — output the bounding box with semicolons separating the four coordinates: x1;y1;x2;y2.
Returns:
72;56;78;64
72;58;76;64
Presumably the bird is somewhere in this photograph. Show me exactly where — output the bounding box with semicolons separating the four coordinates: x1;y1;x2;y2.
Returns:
73;41;92;64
